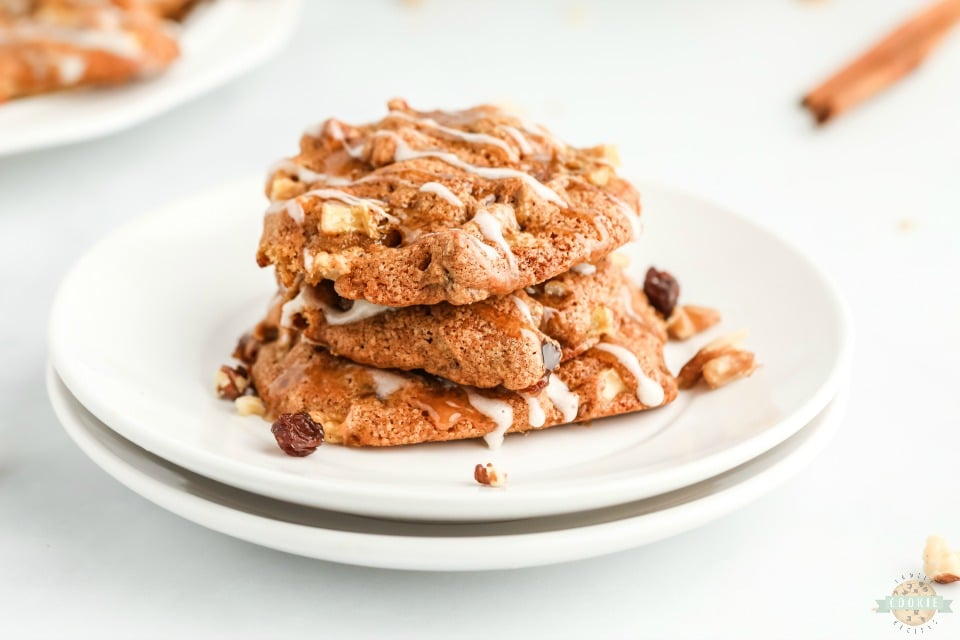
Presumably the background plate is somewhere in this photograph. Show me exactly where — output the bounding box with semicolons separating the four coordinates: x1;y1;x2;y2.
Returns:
0;0;301;157
49;178;853;521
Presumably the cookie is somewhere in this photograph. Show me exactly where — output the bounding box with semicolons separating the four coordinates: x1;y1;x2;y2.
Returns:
273;256;665;391
0;0;179;102
257;99;641;306
246;315;677;448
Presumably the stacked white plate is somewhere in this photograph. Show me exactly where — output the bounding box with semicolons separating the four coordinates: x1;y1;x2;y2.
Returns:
47;178;853;571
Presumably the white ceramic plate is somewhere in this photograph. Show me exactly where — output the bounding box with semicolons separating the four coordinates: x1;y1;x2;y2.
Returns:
49;178;853;521
0;0;300;157
48;367;849;571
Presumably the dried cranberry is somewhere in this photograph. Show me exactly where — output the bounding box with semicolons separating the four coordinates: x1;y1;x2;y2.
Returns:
271;412;324;457
643;267;680;318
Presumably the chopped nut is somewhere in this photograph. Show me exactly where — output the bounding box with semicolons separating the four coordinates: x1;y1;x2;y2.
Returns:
320;201;379;237
644;267;680;318
702;351;757;389
541;341;562;371
474;463;507;487
215;365;249;400
667;305;722;340
544;281;568;297
310;250;353;280
598;368;628;402
272;412;324;457
676;330;753;389
582;144;621;167
586;165;614;186
924;535;960;584
268;176;307;202
234;395;266;416
589;306;616;337
609;252;630;268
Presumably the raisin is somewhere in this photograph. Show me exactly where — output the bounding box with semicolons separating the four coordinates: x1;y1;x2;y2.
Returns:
518;375;550;395
271;412;324;457
643;267;680;318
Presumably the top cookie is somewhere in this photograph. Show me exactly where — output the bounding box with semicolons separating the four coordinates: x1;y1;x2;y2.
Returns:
257;99;641;307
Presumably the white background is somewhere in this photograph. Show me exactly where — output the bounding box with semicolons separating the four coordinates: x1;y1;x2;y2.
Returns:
1;0;959;637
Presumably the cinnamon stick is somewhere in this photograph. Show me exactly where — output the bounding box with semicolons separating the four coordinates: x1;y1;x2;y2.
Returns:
802;0;960;124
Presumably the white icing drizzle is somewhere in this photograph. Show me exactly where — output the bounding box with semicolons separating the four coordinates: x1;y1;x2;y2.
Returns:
298;188;399;225
368;369;407;401
501;125;533;156
471;209;517;269
388;110;518;161
288;200;306;223
571;263;597;276
524;286;537;295
511;295;535;326
620;286;642;323
302;247;314;272
523;394;546;428
545;376;580;423
390;134;566;206
610;195;642;240
280;292;305;328
593;343;664;407
268;160;352;188
419;182;463;207
320;299;392;325
467;392;515;449
1;23;143;58
304;118;365;158
56;54;86;84
461;230;500;262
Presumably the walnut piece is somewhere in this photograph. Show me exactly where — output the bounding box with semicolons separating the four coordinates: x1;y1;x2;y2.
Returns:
235;395;266;416
320;201;379;237
474;463;507;487
702;351;756;389
215;365;249;400
598;368;628;402
667;305;722;340
544;281;567;297
924;535;960;584
589;306;616;337
677;330;757;390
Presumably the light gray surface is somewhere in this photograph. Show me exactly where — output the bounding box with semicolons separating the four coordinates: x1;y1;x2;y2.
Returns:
1;0;958;637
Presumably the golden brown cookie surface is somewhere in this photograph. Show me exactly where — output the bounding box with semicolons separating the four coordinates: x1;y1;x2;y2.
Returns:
257;99;641;307
274;257;664;391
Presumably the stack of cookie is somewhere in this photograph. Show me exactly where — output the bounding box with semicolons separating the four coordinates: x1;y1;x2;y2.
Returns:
228;100;679;449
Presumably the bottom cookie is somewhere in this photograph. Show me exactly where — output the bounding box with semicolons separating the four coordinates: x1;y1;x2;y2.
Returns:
242;314;677;448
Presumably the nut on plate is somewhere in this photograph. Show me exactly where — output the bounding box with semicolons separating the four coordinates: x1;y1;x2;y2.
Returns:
667;305;722;341
474;463;507;487
235;395;266;416
216;365;249;400
924;535;960;584
677;330;757;390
